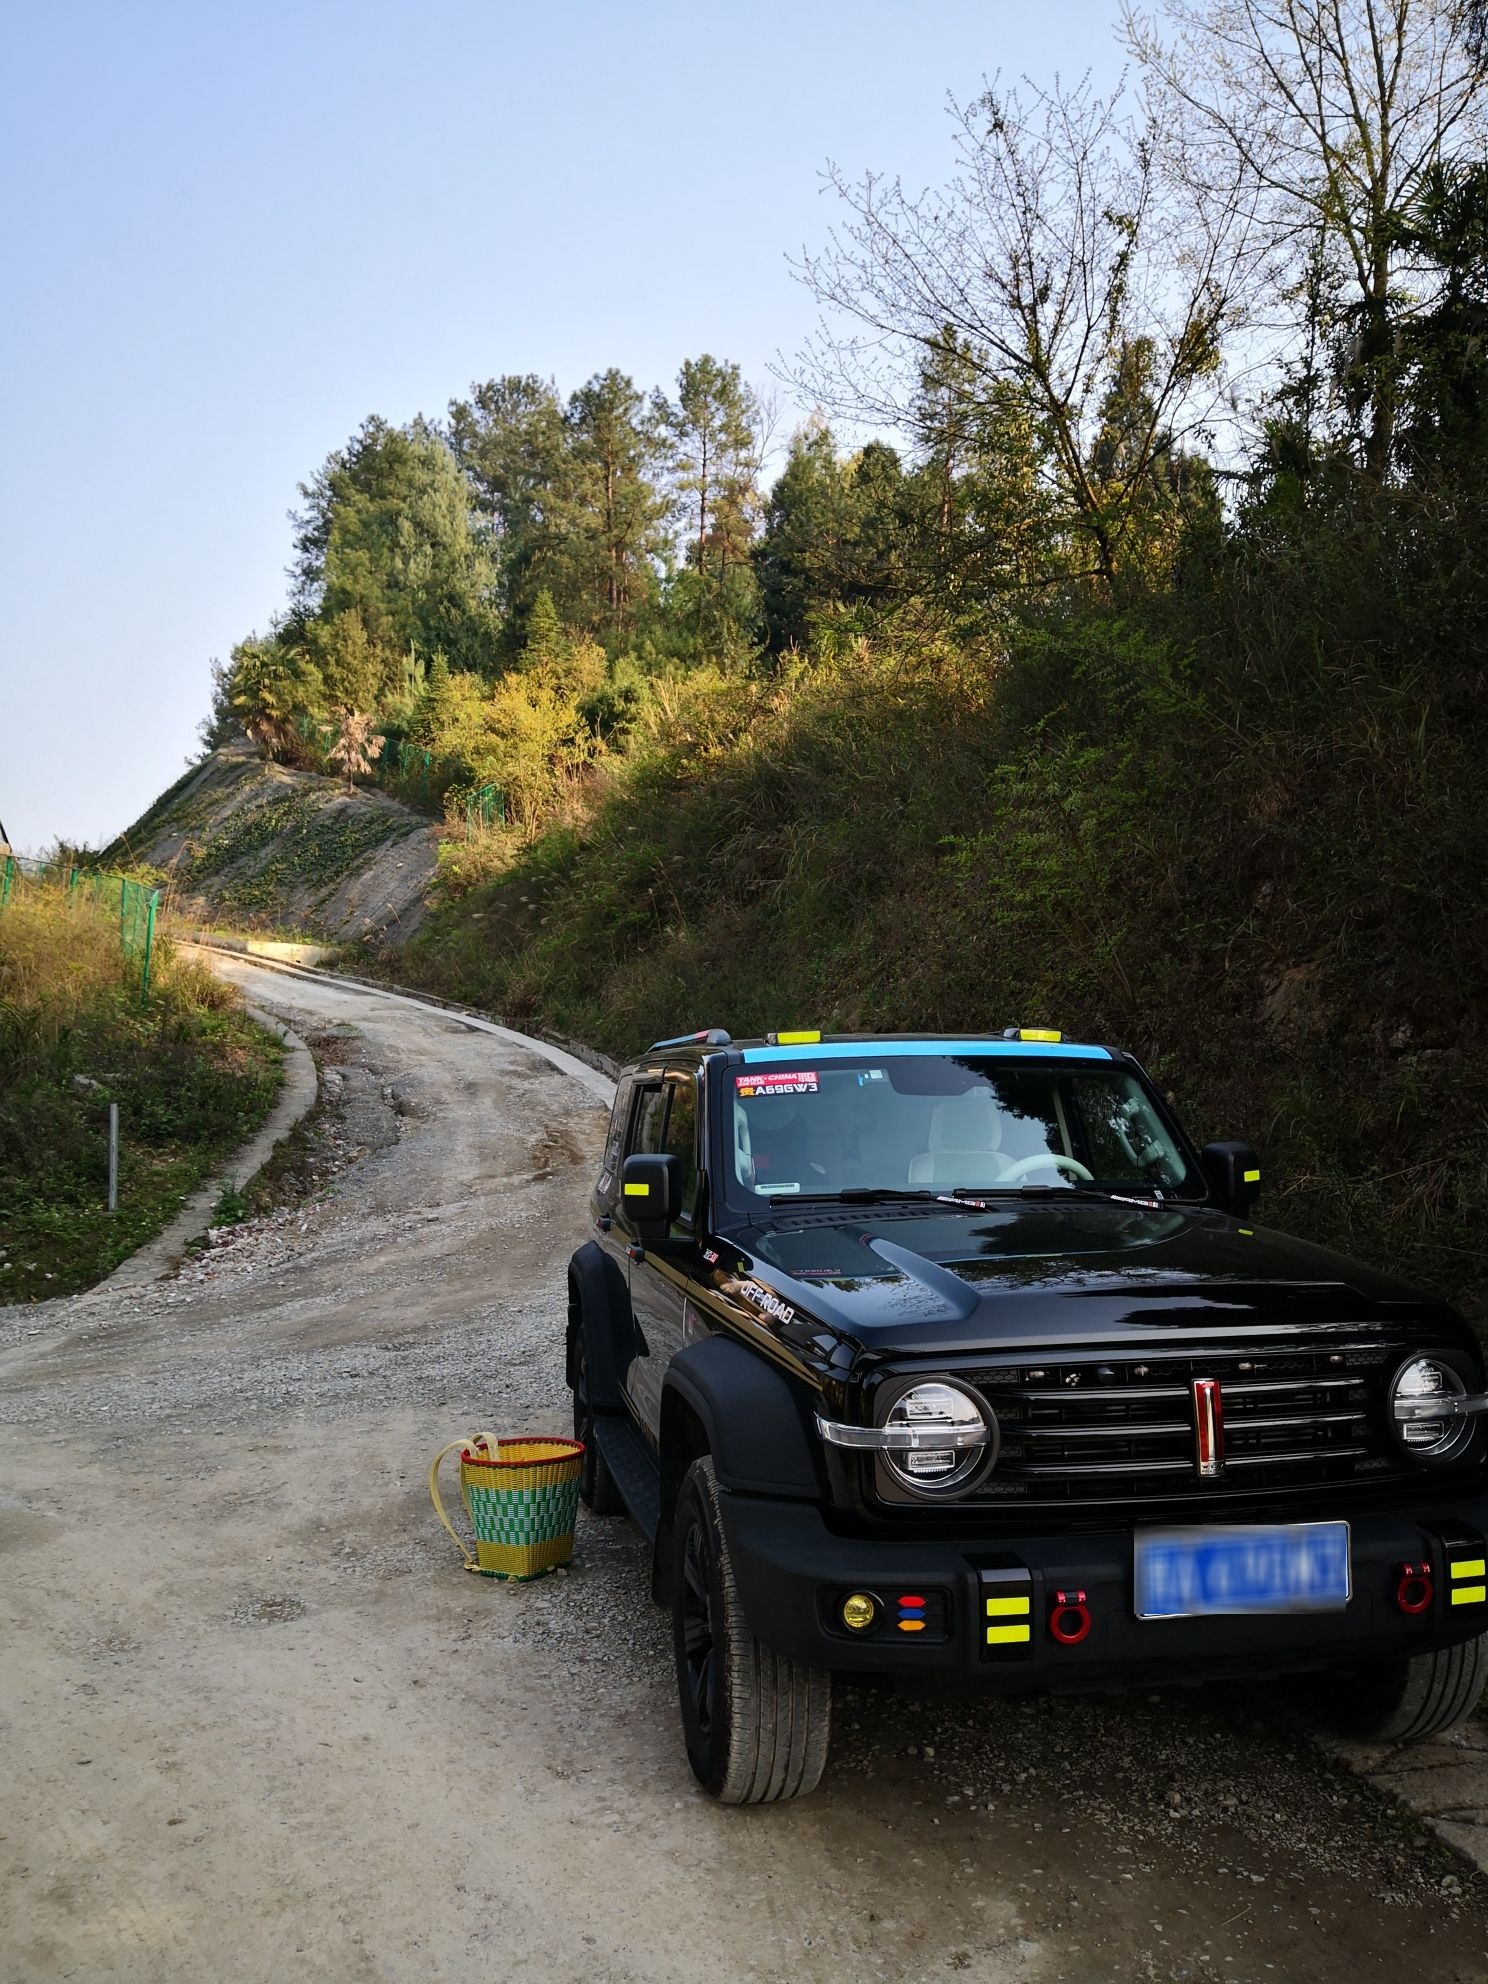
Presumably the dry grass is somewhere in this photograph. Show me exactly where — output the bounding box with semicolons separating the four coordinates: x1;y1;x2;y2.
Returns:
0;873;282;1300
0;888;137;1050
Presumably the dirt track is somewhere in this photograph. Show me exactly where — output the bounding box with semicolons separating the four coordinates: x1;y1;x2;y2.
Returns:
2;961;1486;1984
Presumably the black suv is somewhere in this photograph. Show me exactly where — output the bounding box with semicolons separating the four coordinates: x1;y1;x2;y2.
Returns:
565;1027;1488;1803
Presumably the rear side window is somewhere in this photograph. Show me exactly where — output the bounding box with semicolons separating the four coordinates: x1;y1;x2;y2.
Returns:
602;1078;634;1177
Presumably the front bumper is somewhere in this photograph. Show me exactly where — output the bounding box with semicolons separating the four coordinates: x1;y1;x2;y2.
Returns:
719;1489;1488;1691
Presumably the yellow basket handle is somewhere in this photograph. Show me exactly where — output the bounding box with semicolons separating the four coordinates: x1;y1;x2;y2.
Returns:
427;1434;503;1574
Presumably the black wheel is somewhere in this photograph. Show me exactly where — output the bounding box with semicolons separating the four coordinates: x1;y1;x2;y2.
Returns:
1298;1632;1488;1743
670;1455;832;1803
571;1332;624;1516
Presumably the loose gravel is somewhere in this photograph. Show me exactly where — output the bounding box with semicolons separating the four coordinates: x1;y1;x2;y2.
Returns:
1;959;1484;1984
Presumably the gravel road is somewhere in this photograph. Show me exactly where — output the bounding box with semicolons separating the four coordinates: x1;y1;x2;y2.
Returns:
2;961;1485;1984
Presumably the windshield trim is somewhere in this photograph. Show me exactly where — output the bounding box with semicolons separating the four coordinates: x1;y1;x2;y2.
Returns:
740;1038;1112;1066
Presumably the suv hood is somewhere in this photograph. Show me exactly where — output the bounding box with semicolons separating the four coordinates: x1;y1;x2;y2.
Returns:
738;1201;1452;1357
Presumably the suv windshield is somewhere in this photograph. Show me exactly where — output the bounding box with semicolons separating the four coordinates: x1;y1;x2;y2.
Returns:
726;1053;1197;1204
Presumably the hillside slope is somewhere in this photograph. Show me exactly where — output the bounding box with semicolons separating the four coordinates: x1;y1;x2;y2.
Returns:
111;749;438;944
369;635;1488;1332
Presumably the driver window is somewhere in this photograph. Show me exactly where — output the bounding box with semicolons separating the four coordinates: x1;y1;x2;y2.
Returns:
630;1085;666;1157
662;1078;699;1222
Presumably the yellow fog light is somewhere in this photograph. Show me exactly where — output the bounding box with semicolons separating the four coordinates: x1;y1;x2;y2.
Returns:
842;1592;877;1632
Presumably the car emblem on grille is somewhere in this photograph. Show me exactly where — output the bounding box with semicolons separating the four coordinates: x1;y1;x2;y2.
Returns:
1193;1378;1225;1478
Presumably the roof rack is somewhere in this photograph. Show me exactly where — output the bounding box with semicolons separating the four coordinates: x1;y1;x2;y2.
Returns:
647;1028;733;1051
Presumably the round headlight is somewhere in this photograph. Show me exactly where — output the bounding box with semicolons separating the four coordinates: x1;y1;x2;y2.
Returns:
1390;1355;1474;1464
881;1380;995;1494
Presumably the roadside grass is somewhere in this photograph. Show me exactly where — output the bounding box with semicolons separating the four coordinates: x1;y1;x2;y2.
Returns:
0;881;283;1300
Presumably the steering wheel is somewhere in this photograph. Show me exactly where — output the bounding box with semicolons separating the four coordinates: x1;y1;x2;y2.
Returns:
996;1152;1095;1185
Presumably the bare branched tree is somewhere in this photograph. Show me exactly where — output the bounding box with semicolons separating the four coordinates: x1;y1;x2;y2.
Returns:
790;75;1261;590
1123;0;1488;476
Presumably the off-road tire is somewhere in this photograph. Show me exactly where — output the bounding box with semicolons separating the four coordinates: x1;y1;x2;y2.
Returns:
571;1333;624;1516
1303;1632;1488;1743
671;1455;832;1803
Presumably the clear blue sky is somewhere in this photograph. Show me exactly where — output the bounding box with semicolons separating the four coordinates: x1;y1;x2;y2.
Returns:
0;0;1124;853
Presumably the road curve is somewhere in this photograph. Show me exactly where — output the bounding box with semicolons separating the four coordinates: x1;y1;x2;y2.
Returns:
0;959;1483;1984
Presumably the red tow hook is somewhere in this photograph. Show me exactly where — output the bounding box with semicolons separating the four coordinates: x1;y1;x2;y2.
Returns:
1395;1561;1434;1615
1049;1588;1092;1645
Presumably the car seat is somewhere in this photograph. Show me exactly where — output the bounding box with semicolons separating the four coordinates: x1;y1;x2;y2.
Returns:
906;1089;1008;1187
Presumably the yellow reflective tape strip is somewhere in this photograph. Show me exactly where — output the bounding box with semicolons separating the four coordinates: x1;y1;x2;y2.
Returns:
623;1182;649;1197
776;1029;821;1044
985;1596;1031;1616
986;1624;1031;1645
1243;1169;1261;1183
1451;1585;1486;1606
1450;1558;1486;1580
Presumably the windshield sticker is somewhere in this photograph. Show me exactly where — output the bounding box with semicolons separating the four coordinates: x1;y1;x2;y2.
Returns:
737;1070;819;1097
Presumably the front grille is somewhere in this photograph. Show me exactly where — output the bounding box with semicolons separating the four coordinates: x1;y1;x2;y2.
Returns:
957;1343;1407;1502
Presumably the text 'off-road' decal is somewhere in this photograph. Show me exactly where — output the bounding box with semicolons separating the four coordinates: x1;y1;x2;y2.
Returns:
736;1070;819;1098
739;1281;796;1325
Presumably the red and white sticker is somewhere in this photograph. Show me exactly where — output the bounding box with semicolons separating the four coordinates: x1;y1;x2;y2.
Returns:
735;1070;819;1098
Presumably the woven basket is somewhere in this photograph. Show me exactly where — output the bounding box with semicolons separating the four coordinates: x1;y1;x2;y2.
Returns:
429;1433;584;1581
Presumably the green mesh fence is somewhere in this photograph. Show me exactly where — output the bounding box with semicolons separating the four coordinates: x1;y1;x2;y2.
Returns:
1;857;160;1003
464;784;505;835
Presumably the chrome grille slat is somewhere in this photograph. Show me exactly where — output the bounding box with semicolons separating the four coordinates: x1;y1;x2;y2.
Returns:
1225;1377;1364;1396
1003;1455;1199;1479
1224;1445;1369;1469
1227;1410;1366;1433
1013;1420;1196;1441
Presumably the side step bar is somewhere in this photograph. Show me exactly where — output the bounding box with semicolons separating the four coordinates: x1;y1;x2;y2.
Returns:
592;1412;661;1543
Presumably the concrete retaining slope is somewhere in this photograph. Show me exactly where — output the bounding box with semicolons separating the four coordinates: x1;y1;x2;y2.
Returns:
113;747;439;944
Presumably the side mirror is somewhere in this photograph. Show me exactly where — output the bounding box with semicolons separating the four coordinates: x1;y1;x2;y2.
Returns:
620;1152;681;1241
1200;1141;1262;1219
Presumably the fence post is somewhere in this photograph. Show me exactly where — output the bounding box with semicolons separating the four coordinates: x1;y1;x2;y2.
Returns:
140;890;160;1004
0;854;12;909
107;1103;119;1213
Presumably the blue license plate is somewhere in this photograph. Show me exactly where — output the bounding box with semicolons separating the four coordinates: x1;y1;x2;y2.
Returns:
1134;1521;1351;1619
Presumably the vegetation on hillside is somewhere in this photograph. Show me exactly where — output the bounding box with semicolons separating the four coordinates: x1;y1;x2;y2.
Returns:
200;0;1488;1323
0;878;283;1299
